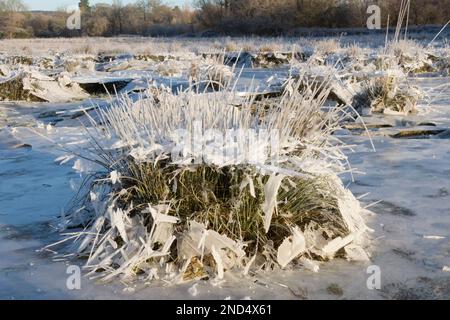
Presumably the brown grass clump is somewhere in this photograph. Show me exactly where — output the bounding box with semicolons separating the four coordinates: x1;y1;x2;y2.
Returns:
354;75;422;115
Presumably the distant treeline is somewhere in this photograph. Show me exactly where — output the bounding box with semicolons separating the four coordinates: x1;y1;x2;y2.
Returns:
1;0;449;38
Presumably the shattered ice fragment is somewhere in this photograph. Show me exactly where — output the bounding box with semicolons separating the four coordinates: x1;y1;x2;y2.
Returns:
148;204;179;224
90;191;98;202
298;257;320;273
110;208;129;243
261;173;285;233
423;235;445;240
72;159;83;173
110;170;121;185
211;245;225;280
178;221;245;264
243;254;256;276
72;158;97;174
344;244;370;262
277;227;306;268
240;175;256;198
321;234;354;258
55;154;75;165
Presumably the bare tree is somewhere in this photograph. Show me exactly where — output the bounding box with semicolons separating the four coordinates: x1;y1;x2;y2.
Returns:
111;0;124;35
0;0;26;12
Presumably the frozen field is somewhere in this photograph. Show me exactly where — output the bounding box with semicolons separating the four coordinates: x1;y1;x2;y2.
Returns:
0;34;449;300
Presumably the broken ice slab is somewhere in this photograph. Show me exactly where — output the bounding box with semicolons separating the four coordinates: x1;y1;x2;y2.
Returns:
72;76;134;95
390;128;447;139
277;227;306;268
0;70;89;103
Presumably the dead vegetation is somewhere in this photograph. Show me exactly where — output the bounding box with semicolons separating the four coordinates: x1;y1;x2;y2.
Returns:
353;75;423;115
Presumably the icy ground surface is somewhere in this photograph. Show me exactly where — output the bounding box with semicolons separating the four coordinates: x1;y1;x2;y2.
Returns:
0;76;449;300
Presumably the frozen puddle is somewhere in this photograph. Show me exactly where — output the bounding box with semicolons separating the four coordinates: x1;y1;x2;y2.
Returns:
0;77;449;300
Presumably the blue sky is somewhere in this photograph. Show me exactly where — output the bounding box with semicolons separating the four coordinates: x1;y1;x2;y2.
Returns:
24;0;190;11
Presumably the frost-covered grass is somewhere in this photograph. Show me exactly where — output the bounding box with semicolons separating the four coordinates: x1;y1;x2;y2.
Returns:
47;72;370;283
314;39;341;55
2;32;448;114
386;40;435;74
354;75;423;115
0;37;300;57
435;52;450;75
